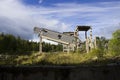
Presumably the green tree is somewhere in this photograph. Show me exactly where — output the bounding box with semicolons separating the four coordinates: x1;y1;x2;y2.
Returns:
108;29;120;56
0;33;63;54
95;36;108;55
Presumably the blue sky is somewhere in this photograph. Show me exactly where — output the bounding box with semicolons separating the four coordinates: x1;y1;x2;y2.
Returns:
0;0;120;41
22;0;120;5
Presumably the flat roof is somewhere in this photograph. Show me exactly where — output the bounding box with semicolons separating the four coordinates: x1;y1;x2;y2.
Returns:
76;26;91;31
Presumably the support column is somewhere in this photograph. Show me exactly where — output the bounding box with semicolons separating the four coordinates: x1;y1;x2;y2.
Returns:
74;30;78;51
85;31;87;39
77;33;79;50
63;44;64;52
75;29;79;51
94;36;97;49
86;37;89;53
85;31;89;53
67;44;70;53
90;28;93;48
39;32;42;54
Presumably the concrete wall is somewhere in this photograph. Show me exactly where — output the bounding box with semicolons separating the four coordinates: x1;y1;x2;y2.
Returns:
0;65;120;80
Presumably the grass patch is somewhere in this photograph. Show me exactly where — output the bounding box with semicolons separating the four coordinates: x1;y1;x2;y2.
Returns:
0;50;120;66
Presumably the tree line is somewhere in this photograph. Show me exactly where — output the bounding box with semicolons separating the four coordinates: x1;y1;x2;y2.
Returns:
0;33;62;54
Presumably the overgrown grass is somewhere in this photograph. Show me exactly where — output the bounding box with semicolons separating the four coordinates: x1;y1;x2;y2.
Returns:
0;49;120;66
14;52;83;66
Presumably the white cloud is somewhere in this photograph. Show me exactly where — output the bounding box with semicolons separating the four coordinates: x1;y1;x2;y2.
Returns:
0;0;70;39
0;0;120;41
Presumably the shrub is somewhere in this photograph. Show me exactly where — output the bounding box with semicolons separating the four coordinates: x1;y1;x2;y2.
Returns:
108;38;120;56
108;29;120;56
85;48;103;59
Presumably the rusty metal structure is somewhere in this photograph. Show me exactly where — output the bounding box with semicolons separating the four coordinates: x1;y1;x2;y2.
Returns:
34;26;94;53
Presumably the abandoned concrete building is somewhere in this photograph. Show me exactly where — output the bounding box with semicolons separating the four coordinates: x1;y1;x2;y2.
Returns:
34;25;96;53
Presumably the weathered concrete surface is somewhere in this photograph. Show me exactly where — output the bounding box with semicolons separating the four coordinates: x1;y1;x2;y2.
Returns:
0;65;120;80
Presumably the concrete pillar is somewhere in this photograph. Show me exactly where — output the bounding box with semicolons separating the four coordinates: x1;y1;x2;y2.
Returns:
90;28;92;42
67;44;70;53
63;44;65;52
85;31;87;39
86;37;89;53
90;28;93;49
85;31;89;53
75;30;80;51
74;30;79;51
39;32;42;54
94;36;97;49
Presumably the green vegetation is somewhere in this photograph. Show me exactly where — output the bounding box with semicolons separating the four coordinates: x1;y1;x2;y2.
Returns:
0;33;62;54
108;29;120;56
0;29;120;66
0;33;39;54
0;50;119;66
